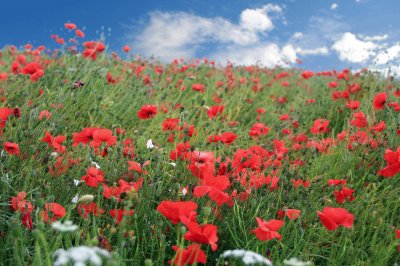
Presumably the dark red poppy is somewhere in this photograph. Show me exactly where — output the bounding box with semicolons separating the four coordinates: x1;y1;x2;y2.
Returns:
4;142;20;155
137;104;157;120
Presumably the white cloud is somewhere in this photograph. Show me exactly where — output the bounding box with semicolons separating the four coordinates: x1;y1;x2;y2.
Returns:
358;34;388;42
296;47;329;56
240;4;282;32
289;16;348;54
330;3;338;10
212;44;297;67
293;32;303;39
375;44;400;65
332;32;378;63
130;5;284;63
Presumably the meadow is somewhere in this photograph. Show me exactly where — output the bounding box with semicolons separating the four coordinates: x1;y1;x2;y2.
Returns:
0;23;400;265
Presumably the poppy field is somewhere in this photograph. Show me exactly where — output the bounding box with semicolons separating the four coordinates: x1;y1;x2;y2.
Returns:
0;23;400;266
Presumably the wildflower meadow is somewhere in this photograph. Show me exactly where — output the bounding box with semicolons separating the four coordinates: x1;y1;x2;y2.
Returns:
0;22;400;266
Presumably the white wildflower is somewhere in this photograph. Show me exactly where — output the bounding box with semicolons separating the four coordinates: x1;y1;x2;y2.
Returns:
53;246;110;266
51;220;78;232
73;179;82;186
71;194;79;204
146;139;155;149
222;249;273;266
283;258;312;266
50;152;59;158
1;150;5;157
168;162;176;167
182;187;188;196
91;161;101;169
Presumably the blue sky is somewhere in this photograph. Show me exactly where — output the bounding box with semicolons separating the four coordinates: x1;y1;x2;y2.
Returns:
2;0;400;73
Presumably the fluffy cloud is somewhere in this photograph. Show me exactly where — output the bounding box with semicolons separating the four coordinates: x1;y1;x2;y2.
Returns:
375;44;400;65
330;3;338;10
240;4;282;32
296;47;329;56
332;32;378;63
292;32;303;39
129;5;285;64
358;34;388;42
211;44;297;67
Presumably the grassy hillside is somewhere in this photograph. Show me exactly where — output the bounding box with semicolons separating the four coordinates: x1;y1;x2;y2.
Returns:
0;40;399;265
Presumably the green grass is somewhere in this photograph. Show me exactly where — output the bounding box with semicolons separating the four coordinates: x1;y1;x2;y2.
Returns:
0;47;399;266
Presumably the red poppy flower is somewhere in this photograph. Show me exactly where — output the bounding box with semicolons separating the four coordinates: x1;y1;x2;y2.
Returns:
252;217;284;241
328;81;338;88
377;147;400;177
328;179;347;186
373;92;387;110
301;70;314;79
219;132;237;145
109;209;134;224
20;62;44;82
170;244;207;266
21;211;33;230
41;132;66;153
182;219;218;251
41;203;66;222
284;209;301;220
310;119;330;134
10;191;33;213
186;151;215;179
192;83;206;92
162;118;180;131
123;45;131;53
157;201;198;225
75;29;85;38
0;72;8;82
137;104;157;120
72;127;102;146
370;121;386;132
350;112;367;128
78;203;105;218
81;167;105;187
345;100;360;110
334;187;355;204
64;23;77;30
248;122;270;138
317;207;354;231
38;110;52;120
4;142;20;155
128;161;142;173
207;106;224;119
291;179;310;188
90;129;117;148
193;175;230;206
